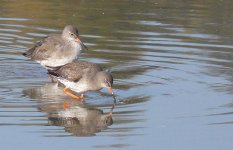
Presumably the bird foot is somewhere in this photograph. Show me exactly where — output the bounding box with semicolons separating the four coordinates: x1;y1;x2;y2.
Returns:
63;88;84;100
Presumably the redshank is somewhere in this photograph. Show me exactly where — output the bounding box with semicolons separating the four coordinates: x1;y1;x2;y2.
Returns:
48;61;114;99
22;25;87;70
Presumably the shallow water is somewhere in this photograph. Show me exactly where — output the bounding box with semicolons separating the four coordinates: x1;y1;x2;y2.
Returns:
0;0;233;149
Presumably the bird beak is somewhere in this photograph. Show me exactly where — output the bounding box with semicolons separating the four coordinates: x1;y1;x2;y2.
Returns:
108;86;117;104
75;36;88;50
107;87;117;117
108;87;113;95
108;92;117;117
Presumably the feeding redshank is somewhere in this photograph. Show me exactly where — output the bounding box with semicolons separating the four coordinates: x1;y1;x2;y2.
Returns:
48;61;114;99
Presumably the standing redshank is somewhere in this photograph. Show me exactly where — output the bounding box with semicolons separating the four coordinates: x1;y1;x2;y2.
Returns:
47;61;114;100
22;25;87;70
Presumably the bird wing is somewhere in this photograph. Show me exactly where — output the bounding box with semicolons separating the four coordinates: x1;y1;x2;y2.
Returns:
49;61;103;82
22;38;45;58
24;34;63;61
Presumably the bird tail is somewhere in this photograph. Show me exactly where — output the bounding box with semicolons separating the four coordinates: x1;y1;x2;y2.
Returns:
47;70;59;77
45;65;64;71
22;48;34;58
22;51;32;58
22;40;43;58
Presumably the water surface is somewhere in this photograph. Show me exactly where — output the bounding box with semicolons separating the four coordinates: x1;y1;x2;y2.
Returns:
0;0;233;150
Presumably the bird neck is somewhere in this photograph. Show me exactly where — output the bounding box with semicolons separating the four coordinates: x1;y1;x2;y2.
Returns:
85;73;103;91
62;37;82;51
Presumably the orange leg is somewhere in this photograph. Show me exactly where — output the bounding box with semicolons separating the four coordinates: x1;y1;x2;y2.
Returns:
63;87;84;100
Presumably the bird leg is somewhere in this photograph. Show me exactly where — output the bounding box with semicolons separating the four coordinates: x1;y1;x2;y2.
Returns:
63;100;70;109
63;87;83;100
72;94;85;102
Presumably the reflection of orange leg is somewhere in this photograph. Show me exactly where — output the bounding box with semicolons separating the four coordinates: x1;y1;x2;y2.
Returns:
63;87;83;100
108;103;116;117
63;101;70;109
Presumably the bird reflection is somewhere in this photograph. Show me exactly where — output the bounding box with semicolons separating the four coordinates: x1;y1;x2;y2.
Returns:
48;104;113;136
22;83;115;136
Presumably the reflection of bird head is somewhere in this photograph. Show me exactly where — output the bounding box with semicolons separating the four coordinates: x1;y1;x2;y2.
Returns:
99;114;113;127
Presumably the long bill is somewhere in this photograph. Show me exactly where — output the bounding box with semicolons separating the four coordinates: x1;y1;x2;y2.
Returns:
75;36;88;50
106;87;117;116
108;87;117;106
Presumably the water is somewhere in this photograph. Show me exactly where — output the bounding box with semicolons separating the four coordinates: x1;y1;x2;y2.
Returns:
0;0;233;149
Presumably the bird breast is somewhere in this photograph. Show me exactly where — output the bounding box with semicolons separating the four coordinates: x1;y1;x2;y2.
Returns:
58;78;89;93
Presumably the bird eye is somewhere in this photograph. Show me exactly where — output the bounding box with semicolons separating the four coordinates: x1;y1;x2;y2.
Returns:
105;81;111;87
104;79;109;85
69;32;75;37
